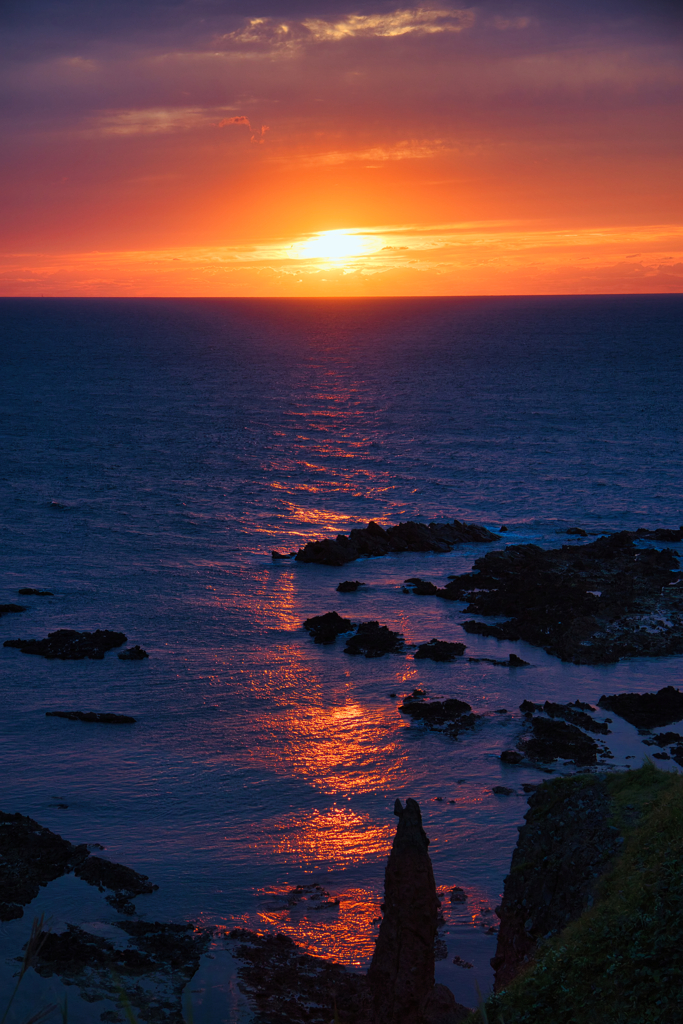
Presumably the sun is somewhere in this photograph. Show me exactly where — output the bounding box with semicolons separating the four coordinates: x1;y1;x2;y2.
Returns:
292;229;373;262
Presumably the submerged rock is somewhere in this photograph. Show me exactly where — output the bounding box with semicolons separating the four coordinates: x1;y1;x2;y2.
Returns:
0;603;27;617
443;532;683;663
518;717;599;765
460;620;521;641
118;645;149;660
344;621;405;657
295;518;498;566
414;639;466;661
4;629;127;660
367;798;469;1024
46;711;136;724
17;588;53;595
74;855;158;912
303;611;354;644
399;698;476;737
337;580;365;592
467;654;529;667
500;750;524;764
598;686;683;728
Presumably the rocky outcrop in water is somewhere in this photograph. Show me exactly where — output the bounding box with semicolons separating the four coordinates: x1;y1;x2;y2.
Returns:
303;611;354;643
517;717;600;765
17;588;53;595
442;532;683;663
491;775;621;991
295;519;498;566
344;621;405;657
118;645;149;660
0;811;156;921
367;798;469;1024
4;628;127;659
337;580;365;592
399;699;476;737
414;639;466;661
0;603;27;617
46;711;137;724
520;700;610;735
598;685;683;728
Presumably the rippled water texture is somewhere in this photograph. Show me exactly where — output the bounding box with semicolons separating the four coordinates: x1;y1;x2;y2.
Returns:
1;296;682;1018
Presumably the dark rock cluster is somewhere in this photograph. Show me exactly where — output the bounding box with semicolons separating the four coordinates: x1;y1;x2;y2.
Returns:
0;810;156;921
399;697;477;738
520;700;610;735
442;532;683;663
4;628;127;660
303;611;353;644
414;639;466;661
598;685;683;728
118;645;149;660
517;716;600;765
295;518;498;566
491;776;621;990
337;580;365;592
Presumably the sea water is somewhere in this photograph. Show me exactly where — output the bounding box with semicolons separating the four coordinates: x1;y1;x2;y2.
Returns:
1;295;682;1019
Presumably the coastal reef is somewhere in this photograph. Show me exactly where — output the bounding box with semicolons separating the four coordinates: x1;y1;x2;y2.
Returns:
303;613;405;656
414;639;467;661
0;810;157;921
443;532;683;663
4;628;127;660
295;518;498;566
486;763;683;1024
598;685;683;728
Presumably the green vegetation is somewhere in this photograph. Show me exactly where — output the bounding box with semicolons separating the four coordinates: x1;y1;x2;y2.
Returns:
480;762;683;1024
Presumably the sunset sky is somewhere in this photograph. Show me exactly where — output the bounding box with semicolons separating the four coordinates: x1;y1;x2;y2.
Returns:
2;0;682;295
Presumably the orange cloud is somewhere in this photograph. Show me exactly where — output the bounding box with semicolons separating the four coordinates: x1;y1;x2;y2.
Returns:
219;116;269;143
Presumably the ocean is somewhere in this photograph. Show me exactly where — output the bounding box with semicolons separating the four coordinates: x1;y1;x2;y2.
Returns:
1;294;682;1020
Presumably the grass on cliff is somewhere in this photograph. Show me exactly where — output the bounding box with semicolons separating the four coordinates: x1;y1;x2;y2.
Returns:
479;762;683;1024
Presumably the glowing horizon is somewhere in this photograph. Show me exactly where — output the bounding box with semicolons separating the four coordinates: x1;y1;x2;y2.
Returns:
2;0;681;296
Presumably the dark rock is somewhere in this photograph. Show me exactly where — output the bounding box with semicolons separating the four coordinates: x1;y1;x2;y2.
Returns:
336;580;365;592
598;686;683;728
460;620;521;641
303;611;354;644
46;711;136;724
414;639;466;661
4;629;127;660
0;811;157;922
634;526;683;541
271;550;294;559
449;887;468;903
518;717;599;765
652;730;683;746
495;708;508;714
344;621;405;657
500;750;524;764
368;798;468;1024
491;775;620;990
295;518;498;566
34;920;211;1024
443;533;683;663
226;928;369;1024
452;956;473;969
543;701;610;734
468;654;529;667
652;751;671;760
404;578;439;596
521;783;539;793
422;983;471;1023
492;786;514;796
399;698;476;737
499;526;508;533
0;603;27;616
566;527;587;536
519;700;543;714
18;588;53;595
118;645;149;660
570;700;595;711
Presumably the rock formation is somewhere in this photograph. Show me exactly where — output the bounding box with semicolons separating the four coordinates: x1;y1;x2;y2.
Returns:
295;519;498;566
443;532;683;663
4;628;127;659
367;798;468;1024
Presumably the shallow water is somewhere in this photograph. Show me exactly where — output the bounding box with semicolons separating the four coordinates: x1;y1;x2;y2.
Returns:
1;295;682;1019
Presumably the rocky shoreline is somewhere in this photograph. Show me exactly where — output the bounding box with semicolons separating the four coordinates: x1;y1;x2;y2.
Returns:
294;519;499;566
